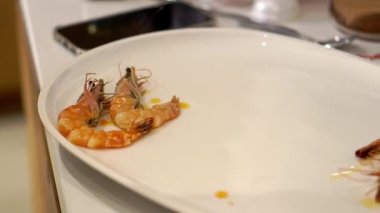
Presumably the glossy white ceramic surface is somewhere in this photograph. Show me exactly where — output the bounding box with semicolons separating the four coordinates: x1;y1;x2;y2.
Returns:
39;28;380;212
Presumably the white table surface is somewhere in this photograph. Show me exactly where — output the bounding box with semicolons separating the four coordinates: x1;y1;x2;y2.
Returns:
19;0;380;212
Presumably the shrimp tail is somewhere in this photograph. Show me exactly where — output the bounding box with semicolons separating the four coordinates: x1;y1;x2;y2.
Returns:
355;139;380;159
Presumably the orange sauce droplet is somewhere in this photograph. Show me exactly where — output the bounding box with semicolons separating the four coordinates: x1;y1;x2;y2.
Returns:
215;190;229;199
180;102;190;109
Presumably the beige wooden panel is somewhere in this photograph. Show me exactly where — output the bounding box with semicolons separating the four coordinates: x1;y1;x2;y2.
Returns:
16;2;61;213
0;0;21;94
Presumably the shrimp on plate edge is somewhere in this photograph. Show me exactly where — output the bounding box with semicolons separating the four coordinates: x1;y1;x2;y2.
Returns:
109;66;181;133
57;73;152;148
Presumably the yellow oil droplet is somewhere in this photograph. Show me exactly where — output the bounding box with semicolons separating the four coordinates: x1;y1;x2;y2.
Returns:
215;190;229;199
150;98;161;104
330;164;363;180
330;170;354;179
360;198;380;209
180;102;190;109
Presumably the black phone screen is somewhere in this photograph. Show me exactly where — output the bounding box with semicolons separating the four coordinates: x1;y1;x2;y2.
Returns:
55;2;213;51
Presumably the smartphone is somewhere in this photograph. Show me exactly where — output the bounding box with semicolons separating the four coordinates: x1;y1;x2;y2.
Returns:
54;2;214;54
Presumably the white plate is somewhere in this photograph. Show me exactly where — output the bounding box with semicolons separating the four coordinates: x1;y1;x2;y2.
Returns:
39;28;380;212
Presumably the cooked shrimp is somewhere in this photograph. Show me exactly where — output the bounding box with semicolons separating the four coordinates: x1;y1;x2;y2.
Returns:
109;67;180;133
57;73;152;148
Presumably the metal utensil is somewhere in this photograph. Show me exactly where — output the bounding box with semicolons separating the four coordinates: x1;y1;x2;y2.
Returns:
159;0;356;48
238;19;356;49
198;7;356;49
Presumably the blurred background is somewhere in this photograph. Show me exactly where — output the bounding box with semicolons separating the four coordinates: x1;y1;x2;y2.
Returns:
0;0;31;212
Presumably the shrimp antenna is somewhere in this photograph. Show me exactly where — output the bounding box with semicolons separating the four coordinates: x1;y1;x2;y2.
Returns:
118;62;126;78
364;185;378;197
137;68;152;76
128;67;139;94
137;68;152;82
103;79;113;86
